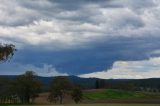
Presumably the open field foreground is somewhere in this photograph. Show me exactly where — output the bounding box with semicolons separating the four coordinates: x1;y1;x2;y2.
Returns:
3;104;160;106
33;89;160;104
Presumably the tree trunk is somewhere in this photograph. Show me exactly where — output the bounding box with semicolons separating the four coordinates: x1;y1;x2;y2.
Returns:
59;95;63;104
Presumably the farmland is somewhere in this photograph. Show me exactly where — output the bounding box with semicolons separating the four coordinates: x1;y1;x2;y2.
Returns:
32;89;160;105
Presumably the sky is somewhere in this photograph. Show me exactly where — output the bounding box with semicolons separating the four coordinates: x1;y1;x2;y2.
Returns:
0;0;160;79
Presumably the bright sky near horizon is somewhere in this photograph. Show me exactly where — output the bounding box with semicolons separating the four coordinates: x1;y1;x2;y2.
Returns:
0;0;160;79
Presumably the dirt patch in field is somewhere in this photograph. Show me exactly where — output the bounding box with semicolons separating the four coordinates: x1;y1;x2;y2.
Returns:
35;93;75;104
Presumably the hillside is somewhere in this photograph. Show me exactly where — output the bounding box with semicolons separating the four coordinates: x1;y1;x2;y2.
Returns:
0;75;160;90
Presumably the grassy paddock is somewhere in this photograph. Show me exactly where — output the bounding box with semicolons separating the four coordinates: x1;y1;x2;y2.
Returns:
83;89;160;100
2;103;160;106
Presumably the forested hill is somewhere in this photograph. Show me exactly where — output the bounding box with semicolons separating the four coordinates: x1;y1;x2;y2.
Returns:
0;75;160;90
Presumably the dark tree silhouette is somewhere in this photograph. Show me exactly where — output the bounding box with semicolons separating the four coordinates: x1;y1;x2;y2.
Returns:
48;76;72;104
14;71;42;104
0;78;18;104
0;44;16;63
95;79;99;89
71;87;83;104
95;79;106;89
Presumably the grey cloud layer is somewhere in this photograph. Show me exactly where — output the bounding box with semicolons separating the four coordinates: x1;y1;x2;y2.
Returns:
0;0;160;50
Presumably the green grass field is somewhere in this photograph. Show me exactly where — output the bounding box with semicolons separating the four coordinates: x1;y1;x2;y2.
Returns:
83;89;160;100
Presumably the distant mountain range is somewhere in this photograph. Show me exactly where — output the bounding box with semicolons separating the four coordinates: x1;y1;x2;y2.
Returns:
0;75;160;90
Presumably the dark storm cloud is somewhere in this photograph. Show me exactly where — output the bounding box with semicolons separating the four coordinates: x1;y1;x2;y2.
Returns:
6;36;160;75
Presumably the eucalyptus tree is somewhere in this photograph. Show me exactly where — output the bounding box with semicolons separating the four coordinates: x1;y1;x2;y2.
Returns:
14;71;42;104
0;44;16;63
48;76;72;104
71;86;83;104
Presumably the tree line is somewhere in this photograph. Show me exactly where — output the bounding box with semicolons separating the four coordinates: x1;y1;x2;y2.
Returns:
95;79;160;92
0;71;83;104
